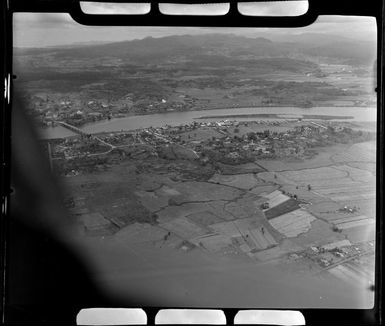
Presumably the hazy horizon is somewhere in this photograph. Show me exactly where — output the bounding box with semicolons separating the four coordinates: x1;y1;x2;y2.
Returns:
13;13;376;48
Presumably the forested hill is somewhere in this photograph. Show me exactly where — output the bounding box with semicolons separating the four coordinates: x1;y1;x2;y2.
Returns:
14;32;376;67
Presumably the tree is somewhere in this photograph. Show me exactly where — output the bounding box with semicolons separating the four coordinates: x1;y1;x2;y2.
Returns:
168;198;179;206
247;132;256;140
307;184;312;191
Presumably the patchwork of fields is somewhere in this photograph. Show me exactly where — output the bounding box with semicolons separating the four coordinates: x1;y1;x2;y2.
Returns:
65;130;376;301
279;165;375;203
73;141;376;262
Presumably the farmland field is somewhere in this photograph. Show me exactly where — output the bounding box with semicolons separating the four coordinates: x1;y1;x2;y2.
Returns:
9;15;380;319
209;173;264;190
268;209;316;238
56;128;376;310
265;199;301;220
277;165;375;215
332;141;376;164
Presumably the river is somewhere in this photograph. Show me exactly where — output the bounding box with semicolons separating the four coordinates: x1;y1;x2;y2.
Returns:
39;106;377;139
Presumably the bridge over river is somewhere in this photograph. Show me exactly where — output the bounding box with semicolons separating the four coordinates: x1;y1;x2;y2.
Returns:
56;121;116;149
55;121;90;136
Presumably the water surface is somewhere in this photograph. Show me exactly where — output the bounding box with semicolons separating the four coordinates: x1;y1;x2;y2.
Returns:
40;106;376;139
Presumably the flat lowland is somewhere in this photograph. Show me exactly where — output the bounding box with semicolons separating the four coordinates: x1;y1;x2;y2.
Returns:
291;218;345;248
272;165;375;220
217;162;266;175
76;234;372;308
226;193;265;219
257;171;328;206
135;189;170;212
252;238;304;261
160;217;211;240
331;141;376;168
269;209;315;238
348;121;376;132
256;143;351;171
258;158;376;247
341;223;376;244
261;190;290;209
113;222;170;244
209;173;264;190
171;181;243;202
187;211;224;227
265;199;300;220
307;201;347;220
328;256;375;287
277;165;375;201
64;165;157;227
135;179;246;217
59;161;376;311
202;217;280;253
347;162;376;174
157;201;235;224
279;166;347;183
219;120;303;137
60;129;376;309
255;142;376;248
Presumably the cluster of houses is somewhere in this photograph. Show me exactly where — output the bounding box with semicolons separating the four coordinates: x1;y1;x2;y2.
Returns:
48;117;369;176
51;136;107;160
27;94;129;127
93;119;361;165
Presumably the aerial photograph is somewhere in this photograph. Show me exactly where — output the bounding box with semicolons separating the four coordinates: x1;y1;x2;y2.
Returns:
12;12;377;308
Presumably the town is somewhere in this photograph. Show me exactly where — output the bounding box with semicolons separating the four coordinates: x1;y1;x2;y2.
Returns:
40;117;376;293
46;118;374;176
11;15;379;308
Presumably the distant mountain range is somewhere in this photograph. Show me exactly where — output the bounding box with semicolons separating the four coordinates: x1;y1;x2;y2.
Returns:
14;32;376;66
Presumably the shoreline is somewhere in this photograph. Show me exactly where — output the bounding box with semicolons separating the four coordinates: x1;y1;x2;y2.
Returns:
195;113;354;120
38;105;376;140
90;104;376;123
44;104;376;129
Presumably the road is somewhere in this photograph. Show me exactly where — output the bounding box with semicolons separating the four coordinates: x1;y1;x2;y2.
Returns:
55;120;118;157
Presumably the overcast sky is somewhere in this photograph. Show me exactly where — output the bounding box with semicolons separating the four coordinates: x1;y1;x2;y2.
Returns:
13;8;377;48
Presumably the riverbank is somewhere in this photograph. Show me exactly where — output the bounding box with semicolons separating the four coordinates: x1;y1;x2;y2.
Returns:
195;113;354;120
38;106;376;139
